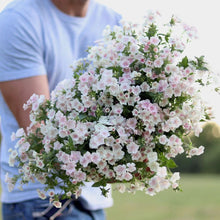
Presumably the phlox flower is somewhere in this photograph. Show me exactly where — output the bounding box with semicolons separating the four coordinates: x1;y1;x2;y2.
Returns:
126;163;136;172
116;184;126;193
53;141;63;150
120;58;131;68
65;162;76;174
97;159;107;169
159;135;168;145
37;189;46;200
91;152;101;164
74;170;86;182
70;151;81;163
114;164;127;177
74;122;88;137
53;201;62;208
36;158;44;169
193;123;203;137
148;161;159;172
15;128;25;138
170;172;180;183
146;187;156;196
150;36;160;45
123;172;133;181
47;109;56;120
5;173;15;192
112;104;123;115
157;167;167;178
115;42;125;52
126;118;137;130
89;134;105;149
48;191;55;198
157;80;168;92
113;150;125;160
80;152;92;167
147;152;158;163
154;58;164;68
187;146;204;158
20;152;28;163
127;142;139;154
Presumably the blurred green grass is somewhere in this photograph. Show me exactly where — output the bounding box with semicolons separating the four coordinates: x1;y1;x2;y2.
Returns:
105;174;220;220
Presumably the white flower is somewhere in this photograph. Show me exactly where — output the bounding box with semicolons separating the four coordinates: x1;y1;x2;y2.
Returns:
37;189;46;200
170;172;180;183
15;128;25;138
148;161;159;172
187;146;205;158
116;184;126;193
53;201;62;208
127;142;139;154
147;152;158;163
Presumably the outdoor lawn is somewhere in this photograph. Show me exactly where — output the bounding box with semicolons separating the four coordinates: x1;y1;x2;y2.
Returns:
0;174;220;220
105;174;220;220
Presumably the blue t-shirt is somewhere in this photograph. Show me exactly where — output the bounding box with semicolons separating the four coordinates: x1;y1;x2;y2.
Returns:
0;0;121;209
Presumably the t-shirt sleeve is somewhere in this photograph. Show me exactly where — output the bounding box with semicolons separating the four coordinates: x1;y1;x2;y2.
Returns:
0;10;46;82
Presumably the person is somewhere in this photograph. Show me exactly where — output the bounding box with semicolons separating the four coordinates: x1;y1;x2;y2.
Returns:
0;0;122;219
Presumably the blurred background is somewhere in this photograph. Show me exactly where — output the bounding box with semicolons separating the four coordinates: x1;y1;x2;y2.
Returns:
1;0;220;219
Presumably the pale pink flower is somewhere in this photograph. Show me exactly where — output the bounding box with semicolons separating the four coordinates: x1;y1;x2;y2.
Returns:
80;152;92;167
15;128;25;138
154;58;163;68
159;135;168;145
11;132;16;141
116;184;126;193
37;189;46;200
91;152;101;164
123;172;133;181
47;109;56;119
126;118;137;130
53;201;62;208
112;104;123;115
131;151;141;161
89;134;105;149
70;151;81;163
188;146;204;158
157;80;168;92
150;36;160;45
120;58;130;68
20;152;28;163
146;187;156;196
116;42;125;52
157;167;167;178
74;170;86;182
36;159;44;169
48;191;55;197
126;163;136;172
127;142;139;154
113;150;125;160
75;188;82;199
53;141;63;150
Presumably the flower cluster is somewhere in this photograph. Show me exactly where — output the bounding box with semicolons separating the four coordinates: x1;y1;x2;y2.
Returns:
7;12;216;207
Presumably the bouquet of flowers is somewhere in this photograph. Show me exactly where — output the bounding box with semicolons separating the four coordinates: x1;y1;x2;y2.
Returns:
7;11;217;207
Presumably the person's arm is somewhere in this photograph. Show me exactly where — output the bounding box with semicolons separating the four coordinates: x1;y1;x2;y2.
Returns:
0;75;50;129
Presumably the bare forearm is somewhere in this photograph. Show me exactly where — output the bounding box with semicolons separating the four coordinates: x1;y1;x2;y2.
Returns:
0;75;50;129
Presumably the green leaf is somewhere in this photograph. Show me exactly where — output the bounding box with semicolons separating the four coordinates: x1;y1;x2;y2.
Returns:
92;179;107;187
166;159;177;168
178;56;188;68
